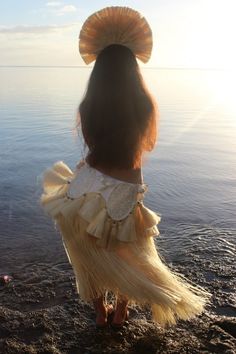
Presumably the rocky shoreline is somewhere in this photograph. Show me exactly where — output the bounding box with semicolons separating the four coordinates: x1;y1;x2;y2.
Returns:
0;262;235;354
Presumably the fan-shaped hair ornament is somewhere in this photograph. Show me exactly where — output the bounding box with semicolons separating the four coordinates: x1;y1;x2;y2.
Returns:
79;6;153;65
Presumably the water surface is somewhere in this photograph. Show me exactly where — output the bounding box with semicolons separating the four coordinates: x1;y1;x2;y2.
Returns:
0;67;235;316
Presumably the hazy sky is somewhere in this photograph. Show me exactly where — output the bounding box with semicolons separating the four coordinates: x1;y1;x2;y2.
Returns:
0;0;235;68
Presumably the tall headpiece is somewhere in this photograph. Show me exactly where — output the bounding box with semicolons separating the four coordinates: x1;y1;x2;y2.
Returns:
79;6;153;65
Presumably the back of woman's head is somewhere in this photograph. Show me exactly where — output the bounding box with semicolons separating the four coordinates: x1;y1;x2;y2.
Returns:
77;44;157;169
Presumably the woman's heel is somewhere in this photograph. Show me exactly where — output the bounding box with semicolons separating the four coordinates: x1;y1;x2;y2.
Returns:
111;298;129;329
93;295;113;329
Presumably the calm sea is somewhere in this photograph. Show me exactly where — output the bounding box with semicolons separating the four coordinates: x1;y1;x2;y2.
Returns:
0;67;235;315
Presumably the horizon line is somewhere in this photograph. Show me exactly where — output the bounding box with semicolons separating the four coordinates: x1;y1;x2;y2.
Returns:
0;65;224;71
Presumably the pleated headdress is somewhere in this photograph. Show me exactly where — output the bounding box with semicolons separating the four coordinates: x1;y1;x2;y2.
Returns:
79;6;153;64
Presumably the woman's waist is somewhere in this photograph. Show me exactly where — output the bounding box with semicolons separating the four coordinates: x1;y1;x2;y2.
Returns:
68;162;148;201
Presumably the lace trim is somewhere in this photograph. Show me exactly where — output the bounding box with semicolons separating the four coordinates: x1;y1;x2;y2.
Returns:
66;163;148;220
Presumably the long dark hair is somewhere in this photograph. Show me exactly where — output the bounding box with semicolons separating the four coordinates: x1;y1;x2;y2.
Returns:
76;44;158;170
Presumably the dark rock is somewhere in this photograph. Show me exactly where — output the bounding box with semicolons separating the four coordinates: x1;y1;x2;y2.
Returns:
214;318;236;338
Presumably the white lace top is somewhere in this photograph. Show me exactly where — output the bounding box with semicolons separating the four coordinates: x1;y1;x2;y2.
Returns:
67;161;148;220
41;160;161;245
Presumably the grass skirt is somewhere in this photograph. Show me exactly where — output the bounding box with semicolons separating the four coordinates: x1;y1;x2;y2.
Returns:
40;161;210;326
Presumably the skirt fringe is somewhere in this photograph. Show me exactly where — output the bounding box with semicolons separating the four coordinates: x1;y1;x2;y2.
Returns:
57;213;210;327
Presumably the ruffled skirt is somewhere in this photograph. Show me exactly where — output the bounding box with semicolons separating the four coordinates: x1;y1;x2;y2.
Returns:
40;161;210;326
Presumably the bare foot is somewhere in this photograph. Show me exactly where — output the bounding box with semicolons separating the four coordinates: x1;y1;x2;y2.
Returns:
93;296;113;328
111;299;129;327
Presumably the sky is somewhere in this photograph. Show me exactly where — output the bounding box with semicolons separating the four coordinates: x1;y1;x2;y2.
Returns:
0;0;235;68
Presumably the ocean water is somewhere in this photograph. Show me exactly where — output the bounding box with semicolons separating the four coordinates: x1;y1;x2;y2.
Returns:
0;67;235;316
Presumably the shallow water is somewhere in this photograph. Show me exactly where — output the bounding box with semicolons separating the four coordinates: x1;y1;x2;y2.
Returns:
0;67;235;316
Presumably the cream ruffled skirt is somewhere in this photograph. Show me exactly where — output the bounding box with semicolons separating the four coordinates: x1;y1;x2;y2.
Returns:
40;161;210;326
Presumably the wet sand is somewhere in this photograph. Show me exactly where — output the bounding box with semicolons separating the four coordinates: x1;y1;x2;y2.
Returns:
1;259;235;354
